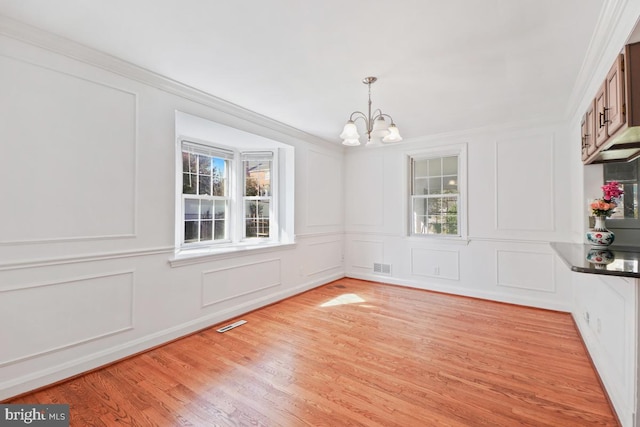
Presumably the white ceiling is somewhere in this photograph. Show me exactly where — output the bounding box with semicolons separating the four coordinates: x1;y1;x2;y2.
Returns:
0;0;606;144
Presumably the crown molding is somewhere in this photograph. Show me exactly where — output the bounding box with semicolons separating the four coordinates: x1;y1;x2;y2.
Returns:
565;0;640;124
0;14;339;151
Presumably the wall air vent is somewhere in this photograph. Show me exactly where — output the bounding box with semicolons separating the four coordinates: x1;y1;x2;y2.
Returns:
373;263;391;275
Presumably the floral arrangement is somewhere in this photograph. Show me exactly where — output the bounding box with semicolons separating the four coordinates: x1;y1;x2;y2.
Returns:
590;181;623;217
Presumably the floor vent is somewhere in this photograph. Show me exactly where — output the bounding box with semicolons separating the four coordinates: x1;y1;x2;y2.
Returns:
373;263;391;275
217;320;247;333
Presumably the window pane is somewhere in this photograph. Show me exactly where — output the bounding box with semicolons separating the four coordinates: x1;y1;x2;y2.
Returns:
428;177;442;195
214;200;226;219
198;155;211;175
244;160;271;197
185;199;199;221
198;175;211;195
184;221;198;243
201;200;213;219
212;158;226;197
183;173;197;194
442;156;458;175
245;200;270;238
413;159;428;177
443;176;458;193
413;177;428;195
182;152;196;174
427;198;440;215
412;197;428;234
214;219;226;240
200;220;213;241
428;158;441;176
213;200;227;240
442;214;458;235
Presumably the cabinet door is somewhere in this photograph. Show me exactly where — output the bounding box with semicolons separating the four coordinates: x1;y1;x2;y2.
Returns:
581;114;588;161
586;101;597;156
605;54;625;136
595;82;607;147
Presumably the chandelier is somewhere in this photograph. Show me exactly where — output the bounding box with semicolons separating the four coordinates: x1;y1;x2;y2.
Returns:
340;76;403;146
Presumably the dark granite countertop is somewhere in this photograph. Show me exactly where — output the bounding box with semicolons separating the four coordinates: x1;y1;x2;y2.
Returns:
550;242;640;278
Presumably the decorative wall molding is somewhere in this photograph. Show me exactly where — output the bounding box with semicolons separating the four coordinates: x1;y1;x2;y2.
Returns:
201;258;281;308
410;247;460;281
0;15;337;151
0;246;174;272
496;250;556;293
0;271;134;367
494;134;555;232
0;52;138;244
306;239;343;276
306;149;343;227
349;239;384;270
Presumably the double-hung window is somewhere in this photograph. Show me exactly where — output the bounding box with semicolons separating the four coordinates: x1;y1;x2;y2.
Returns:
179;140;282;249
410;154;461;236
242;152;274;239
181;142;233;244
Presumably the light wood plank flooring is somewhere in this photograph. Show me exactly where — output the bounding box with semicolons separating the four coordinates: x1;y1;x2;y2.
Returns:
9;278;619;426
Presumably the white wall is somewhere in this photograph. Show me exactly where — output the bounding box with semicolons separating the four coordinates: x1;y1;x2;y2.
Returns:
344;123;573;311
0;21;345;400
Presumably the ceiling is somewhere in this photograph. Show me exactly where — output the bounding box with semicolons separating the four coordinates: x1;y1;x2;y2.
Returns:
0;0;606;144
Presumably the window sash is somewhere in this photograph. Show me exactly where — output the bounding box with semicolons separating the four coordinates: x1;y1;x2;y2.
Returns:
242;153;274;240
411;194;459;236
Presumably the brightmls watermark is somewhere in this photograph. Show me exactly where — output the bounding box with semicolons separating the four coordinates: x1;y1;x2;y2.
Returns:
0;405;69;426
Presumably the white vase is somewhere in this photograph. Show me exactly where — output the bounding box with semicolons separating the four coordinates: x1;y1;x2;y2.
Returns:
586;216;615;248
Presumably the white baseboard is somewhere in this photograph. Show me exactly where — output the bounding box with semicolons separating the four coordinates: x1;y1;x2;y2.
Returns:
346;272;571;312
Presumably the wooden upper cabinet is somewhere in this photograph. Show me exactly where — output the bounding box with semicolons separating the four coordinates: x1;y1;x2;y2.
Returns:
582;43;640;164
605;54;625;136
594;81;607;147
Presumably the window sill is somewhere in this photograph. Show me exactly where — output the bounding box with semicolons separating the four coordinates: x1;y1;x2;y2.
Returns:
169;240;297;267
405;235;470;246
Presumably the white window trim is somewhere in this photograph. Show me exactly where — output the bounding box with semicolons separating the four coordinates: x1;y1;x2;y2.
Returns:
174;137;284;258
404;143;468;241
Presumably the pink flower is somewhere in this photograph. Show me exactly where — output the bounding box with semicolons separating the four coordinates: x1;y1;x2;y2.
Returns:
602;181;623;201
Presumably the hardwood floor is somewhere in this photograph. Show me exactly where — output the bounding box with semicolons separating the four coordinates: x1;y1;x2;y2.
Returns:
9;278;619;426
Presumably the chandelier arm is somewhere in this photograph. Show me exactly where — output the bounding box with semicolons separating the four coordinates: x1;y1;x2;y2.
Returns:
373;112;397;125
348;111;370;126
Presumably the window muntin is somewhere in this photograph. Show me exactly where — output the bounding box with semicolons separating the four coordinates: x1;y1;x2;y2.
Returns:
410;155;459;236
242;153;273;239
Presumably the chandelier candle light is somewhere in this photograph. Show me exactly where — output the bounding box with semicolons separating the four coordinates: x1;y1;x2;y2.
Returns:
586;181;624;248
340;76;403;147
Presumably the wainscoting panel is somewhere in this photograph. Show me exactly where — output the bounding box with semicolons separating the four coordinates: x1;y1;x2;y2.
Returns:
201;259;281;308
306;239;343;276
496;250;555;292
348;239;384;271
410;248;460;280
307;150;342;227
0;271;134;366
596;278;629;386
0;54;137;243
495;134;554;232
